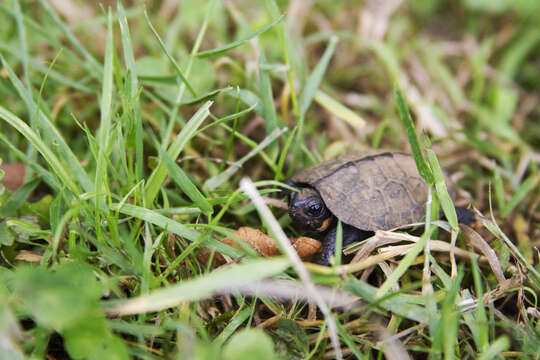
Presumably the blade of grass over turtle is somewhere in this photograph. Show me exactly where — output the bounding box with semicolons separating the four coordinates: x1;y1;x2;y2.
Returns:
204;127;287;190
0;106;80;195
161;151;213;216
144;101;212;205
106;258;290;315
196;14;284;58
118;1;143;183
143;10;196;97
334;220;343;266
95;9;115;215
314;90;366;128
394;88;434;185
240;178;343;360
0;55;94;194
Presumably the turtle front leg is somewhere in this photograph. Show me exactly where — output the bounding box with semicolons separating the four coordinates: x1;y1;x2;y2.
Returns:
455;206;475;225
315;224;371;266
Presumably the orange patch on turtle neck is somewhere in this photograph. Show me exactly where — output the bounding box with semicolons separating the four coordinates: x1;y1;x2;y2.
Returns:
317;217;331;231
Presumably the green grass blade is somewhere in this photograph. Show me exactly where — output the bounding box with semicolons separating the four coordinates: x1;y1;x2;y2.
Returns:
427;150;457;229
118;1;143;182
492;166;506;215
213;307;251;348
314;90;366;128
95;9;115;209
265;0;299;117
0;177;40;217
298;36;338;117
334;220;343;266
144;101;212;205
110;203;239;258
477;336;510;360
143;10;197;97
470;256;488;351
179;87;233;105
196;14;284;58
161;152;213;215
375;227;435;298
37;0;102;74
0;55;94;194
293;35;338;167
394;88;434;184
344;280;428;323
13;0;30;95
0;132;58;189
107;258;290;315
259;51;279;158
204;127;287;190
0;106;80;195
501;174;539;217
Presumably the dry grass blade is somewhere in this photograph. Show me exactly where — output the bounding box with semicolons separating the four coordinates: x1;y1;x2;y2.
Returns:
460;224;506;285
225;279;359;310
239;177;343;360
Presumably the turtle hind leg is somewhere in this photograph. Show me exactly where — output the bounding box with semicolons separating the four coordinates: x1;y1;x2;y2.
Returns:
315;224;372;266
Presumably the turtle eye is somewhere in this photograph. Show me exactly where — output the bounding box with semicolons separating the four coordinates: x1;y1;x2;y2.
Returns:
307;202;323;216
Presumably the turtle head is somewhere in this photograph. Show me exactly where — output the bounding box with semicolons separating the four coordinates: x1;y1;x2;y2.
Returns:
288;186;333;234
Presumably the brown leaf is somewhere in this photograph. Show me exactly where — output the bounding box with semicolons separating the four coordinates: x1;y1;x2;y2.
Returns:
198;227;321;266
223;227;282;257
291;236;322;258
1;162;26;192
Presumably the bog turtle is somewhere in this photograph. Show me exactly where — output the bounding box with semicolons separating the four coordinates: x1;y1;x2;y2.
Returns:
283;151;473;265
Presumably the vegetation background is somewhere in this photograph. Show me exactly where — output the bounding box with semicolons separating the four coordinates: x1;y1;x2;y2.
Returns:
0;0;538;359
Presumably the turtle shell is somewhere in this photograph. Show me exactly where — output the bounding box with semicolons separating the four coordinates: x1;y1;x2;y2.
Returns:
291;151;452;231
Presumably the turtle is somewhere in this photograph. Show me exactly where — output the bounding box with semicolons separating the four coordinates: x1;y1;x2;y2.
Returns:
282;151;473;265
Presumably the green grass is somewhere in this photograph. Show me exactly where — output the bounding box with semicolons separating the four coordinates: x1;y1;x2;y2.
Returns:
1;0;539;359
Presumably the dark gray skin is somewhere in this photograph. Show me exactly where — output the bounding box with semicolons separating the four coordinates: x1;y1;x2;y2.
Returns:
284;181;474;266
